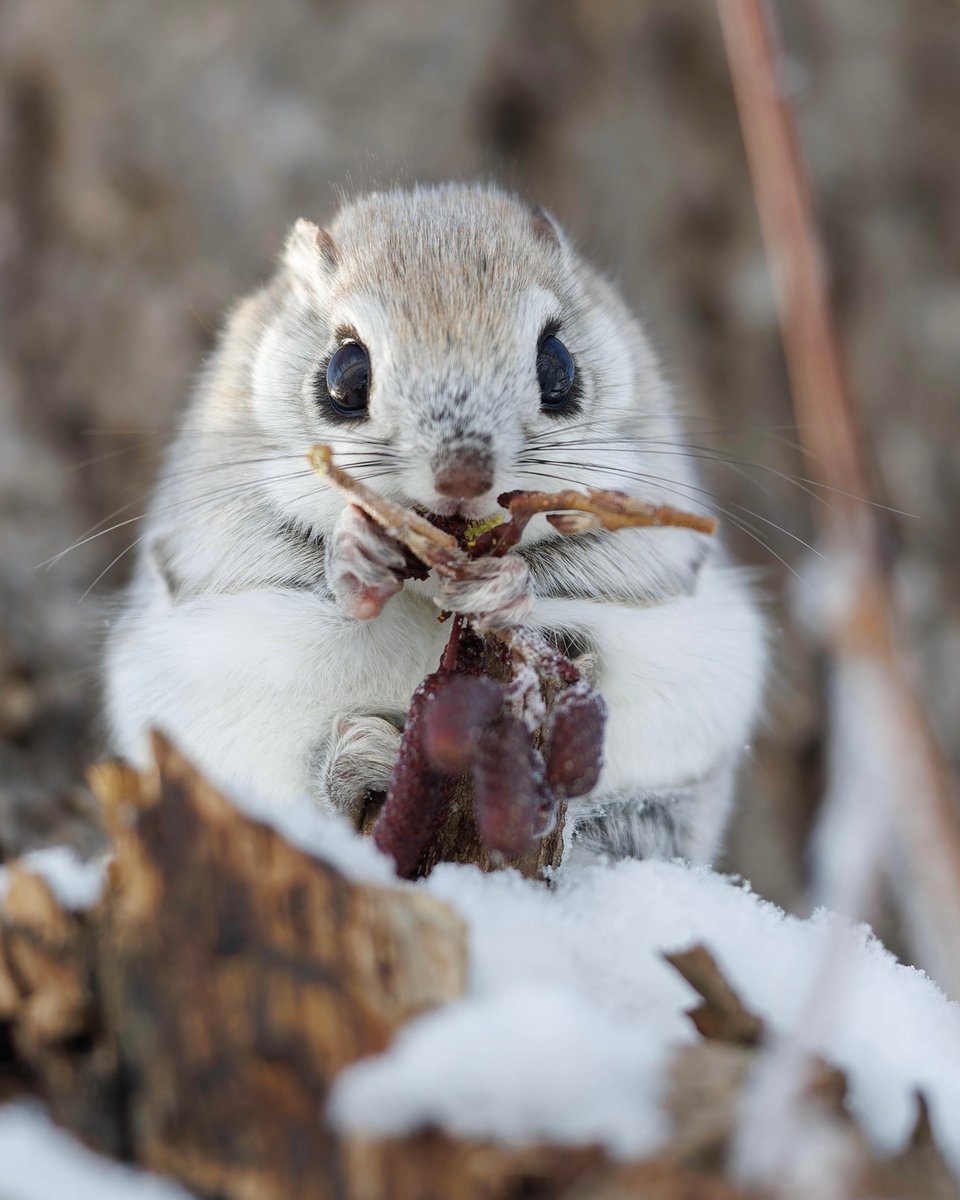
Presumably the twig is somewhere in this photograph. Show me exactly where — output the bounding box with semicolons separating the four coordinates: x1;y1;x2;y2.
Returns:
488;488;717;553
308;444;465;574
309;444;716;570
717;0;960;1185
718;0;960;997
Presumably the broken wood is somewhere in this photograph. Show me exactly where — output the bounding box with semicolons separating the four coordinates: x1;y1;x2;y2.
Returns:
0;743;760;1200
2;736;468;1198
663;944;763;1046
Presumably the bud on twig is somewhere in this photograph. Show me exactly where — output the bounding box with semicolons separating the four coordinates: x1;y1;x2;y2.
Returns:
546;685;607;800
475;715;554;859
422;675;503;773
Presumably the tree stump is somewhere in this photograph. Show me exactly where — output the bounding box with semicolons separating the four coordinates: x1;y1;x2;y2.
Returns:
3;749;948;1198
1;735;467;1199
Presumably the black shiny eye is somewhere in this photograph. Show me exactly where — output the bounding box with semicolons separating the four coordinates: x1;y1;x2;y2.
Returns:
323;342;370;418
537;334;577;413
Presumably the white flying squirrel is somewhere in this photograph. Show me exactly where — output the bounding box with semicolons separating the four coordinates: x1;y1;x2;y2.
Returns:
104;183;766;863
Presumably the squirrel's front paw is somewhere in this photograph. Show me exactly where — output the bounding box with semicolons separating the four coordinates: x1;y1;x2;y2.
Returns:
326;504;407;619
436;555;534;631
324;714;402;826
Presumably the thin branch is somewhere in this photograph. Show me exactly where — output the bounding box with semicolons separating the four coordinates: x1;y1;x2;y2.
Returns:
718;0;960;997
308;444;716;568
717;0;960;1185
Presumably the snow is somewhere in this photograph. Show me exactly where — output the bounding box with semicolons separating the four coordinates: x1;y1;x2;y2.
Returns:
0;1102;193;1200
732;656;909;1185
331;982;670;1155
0;845;106;910
329;858;960;1171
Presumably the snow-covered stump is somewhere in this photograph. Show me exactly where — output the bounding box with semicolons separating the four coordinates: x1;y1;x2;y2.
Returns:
1;737;958;1199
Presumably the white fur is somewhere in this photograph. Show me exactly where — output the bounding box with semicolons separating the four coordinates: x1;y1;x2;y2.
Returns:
106;584;448;810
104;183;767;863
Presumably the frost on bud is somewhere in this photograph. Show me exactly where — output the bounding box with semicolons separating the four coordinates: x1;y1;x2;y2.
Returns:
474;716;555;858
545;685;607;800
422;675;503;773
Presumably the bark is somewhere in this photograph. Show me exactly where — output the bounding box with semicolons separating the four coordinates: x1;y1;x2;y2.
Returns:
2;736;467;1197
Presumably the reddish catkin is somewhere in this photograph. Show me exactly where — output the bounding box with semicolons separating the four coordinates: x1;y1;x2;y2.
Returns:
422;674;503;773
374;673;455;878
474;715;554;858
545;684;607;800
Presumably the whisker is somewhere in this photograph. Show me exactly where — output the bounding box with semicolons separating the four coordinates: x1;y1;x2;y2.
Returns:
547;457;827;560
158;452;396;487
78;535;146;603
77;426;396;449
521;437;915;520
44;498;160;568
48;441;404;570
157;453;317;485
67;445;153;473
41;468;321;568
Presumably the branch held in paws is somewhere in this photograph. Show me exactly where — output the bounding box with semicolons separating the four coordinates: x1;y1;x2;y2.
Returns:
308;444;716;876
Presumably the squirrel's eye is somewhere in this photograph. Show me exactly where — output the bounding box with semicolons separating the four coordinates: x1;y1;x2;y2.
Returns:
322;342;370;418
537;334;577;413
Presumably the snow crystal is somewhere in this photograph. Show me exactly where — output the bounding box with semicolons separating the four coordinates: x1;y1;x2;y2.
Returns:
0;1102;192;1200
330;858;960;1170
0;845;106;910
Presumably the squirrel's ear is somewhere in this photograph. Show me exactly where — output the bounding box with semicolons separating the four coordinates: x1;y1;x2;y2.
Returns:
282;219;338;288
530;205;563;249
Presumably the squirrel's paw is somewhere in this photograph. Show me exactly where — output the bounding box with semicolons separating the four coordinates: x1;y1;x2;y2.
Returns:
436;555;534;631
326;504;406;619
323;713;401;825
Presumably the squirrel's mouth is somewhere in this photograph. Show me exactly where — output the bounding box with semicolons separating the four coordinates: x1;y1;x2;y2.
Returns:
418;497;502;522
415;506;504;545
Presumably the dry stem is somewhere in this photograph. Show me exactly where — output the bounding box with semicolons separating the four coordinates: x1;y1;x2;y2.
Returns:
308;445;716;574
308;444;465;575
718;0;960;998
718;0;960;1184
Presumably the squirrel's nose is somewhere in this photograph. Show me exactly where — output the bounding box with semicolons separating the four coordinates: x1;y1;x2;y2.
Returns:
433;461;493;500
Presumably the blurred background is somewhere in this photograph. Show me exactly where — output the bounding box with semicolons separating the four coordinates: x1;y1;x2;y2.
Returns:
1;0;957;912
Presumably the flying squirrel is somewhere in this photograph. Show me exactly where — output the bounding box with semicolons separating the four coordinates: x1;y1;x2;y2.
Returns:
104;183;767;864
